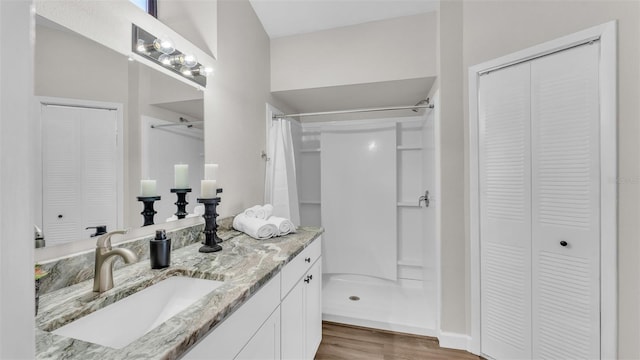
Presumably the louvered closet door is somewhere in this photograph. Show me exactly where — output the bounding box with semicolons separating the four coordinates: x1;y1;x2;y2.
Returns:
43;105;118;245
479;62;532;360
531;43;600;360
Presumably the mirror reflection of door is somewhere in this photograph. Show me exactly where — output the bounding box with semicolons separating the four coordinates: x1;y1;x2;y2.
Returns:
41;103;120;245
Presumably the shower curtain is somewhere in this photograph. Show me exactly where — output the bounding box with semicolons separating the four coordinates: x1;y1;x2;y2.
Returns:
265;118;300;226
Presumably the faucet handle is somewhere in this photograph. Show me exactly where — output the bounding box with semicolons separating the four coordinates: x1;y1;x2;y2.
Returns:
96;229;128;249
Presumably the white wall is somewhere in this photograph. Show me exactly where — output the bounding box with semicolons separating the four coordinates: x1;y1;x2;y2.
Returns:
436;1;640;358
157;0;217;60
204;0;293;217
270;12;437;92
0;0;35;357
35;24;129;103
437;0;467;337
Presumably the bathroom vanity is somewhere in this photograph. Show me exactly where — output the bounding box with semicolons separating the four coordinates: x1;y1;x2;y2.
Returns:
35;227;323;360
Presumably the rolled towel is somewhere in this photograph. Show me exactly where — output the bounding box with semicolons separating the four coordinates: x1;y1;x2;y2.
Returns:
258;204;274;220
266;216;296;236
243;205;262;218
192;205;205;216
243;204;274;220
233;214;278;240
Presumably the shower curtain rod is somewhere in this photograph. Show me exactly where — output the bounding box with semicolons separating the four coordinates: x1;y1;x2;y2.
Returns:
272;104;434;119
150;121;203;129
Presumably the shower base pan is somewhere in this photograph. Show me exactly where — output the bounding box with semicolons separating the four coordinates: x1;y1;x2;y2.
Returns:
322;274;436;336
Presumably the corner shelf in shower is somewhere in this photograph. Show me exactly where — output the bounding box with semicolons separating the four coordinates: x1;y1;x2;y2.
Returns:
301;148;321;153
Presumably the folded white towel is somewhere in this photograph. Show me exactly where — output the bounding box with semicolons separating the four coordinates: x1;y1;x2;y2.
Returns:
266;216;296;236
243;204;274;220
233;213;278;240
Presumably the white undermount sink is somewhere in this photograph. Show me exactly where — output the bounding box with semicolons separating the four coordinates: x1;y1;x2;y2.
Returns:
52;276;224;349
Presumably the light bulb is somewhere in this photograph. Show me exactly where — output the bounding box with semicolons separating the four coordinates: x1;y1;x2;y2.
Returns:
158;54;172;66
183;54;198;68
136;39;147;53
180;66;193;77
194;66;213;76
153;38;175;55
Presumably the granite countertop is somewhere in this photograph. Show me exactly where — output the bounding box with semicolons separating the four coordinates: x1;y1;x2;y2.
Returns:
35;226;323;359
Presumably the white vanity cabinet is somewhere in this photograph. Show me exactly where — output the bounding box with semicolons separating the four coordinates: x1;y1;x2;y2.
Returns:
181;274;282;360
181;237;322;360
281;238;323;360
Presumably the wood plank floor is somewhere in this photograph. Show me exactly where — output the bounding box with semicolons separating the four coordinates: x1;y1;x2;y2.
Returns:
315;322;482;360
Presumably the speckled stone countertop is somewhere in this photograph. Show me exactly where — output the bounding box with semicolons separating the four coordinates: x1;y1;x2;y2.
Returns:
35;226;323;360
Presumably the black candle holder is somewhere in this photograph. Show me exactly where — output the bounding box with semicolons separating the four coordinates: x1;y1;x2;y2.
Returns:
137;196;161;226
170;188;192;219
197;188;223;253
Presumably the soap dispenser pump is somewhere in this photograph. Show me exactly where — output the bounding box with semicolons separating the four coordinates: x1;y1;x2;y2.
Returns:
150;229;171;269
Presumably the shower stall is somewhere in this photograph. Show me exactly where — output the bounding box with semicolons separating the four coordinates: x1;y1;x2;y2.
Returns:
287;99;439;336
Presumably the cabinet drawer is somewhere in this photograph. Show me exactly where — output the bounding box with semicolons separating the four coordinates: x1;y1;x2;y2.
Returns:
281;237;321;299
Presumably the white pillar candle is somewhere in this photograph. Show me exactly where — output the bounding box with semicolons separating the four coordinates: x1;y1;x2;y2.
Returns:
201;180;217;198
204;163;219;180
140;179;157;197
174;164;189;189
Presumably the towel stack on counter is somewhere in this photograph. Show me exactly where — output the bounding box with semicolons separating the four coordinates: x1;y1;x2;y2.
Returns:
233;204;296;240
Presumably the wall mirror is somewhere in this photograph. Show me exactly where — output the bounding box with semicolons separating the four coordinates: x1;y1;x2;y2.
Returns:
33;14;206;252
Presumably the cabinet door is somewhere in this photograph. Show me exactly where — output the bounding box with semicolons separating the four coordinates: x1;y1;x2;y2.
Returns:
235;308;281;360
281;279;305;360
182;275;281;360
305;259;322;359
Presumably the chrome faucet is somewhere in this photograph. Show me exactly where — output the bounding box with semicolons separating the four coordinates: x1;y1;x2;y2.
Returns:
93;230;138;293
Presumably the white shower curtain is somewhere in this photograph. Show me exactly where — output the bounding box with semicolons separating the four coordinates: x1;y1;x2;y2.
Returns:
265;117;300;226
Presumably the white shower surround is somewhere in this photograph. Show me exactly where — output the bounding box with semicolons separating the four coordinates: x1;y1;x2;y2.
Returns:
298;113;437;336
321;122;397;280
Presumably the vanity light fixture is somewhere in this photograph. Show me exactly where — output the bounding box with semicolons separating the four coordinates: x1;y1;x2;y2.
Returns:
132;24;209;87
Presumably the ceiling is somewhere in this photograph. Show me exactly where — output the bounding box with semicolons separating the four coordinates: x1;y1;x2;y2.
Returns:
249;0;438;39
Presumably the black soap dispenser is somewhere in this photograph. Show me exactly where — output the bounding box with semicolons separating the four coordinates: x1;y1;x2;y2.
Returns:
150;229;171;269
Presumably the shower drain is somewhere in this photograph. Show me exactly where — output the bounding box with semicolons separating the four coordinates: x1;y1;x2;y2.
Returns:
348;295;360;301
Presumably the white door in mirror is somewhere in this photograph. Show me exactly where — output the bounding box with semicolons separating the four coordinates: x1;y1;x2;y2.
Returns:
42;104;119;245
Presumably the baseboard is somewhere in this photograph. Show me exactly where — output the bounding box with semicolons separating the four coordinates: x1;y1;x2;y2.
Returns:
438;331;471;351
